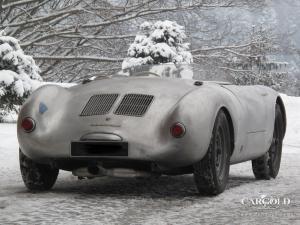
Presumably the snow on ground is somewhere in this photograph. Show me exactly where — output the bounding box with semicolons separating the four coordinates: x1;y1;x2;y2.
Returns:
0;95;299;225
281;94;300;151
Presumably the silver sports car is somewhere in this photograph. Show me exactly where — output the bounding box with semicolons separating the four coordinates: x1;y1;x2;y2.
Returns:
17;64;286;195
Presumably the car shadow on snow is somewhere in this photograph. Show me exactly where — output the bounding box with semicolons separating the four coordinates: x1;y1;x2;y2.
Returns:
44;174;258;198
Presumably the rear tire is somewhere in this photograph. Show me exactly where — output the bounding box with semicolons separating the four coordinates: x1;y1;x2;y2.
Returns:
252;104;284;179
193;110;231;195
19;149;59;191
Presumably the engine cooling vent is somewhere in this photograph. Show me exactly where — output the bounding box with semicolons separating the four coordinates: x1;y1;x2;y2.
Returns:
80;94;119;116
114;94;154;117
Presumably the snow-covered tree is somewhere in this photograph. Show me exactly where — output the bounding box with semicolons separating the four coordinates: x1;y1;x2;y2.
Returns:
122;20;193;70
0;31;42;120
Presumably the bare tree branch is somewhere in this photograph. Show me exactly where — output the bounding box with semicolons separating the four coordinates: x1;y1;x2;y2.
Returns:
58;34;136;40
1;0;38;9
33;55;123;62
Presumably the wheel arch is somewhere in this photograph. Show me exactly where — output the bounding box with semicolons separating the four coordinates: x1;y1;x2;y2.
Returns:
219;107;235;156
276;96;287;138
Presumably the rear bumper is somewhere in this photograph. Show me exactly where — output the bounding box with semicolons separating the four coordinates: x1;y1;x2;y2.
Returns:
18;131;206;170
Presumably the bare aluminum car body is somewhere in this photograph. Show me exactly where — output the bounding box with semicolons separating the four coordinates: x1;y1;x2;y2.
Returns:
17;64;286;175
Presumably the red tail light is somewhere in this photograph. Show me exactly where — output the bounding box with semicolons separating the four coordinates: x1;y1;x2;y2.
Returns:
21;117;36;133
170;122;186;138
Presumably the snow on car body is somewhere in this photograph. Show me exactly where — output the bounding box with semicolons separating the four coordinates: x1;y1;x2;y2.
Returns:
17;64;286;195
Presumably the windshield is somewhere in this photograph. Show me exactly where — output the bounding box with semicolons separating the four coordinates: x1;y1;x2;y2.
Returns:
116;64;233;83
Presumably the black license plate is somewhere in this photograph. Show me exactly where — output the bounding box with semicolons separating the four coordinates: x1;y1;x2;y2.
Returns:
71;141;128;157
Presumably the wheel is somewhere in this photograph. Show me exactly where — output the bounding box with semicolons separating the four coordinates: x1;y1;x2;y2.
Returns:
193;110;231;195
252;104;284;179
19;149;59;191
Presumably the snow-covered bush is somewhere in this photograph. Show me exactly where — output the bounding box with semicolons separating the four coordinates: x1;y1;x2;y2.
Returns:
0;31;42;121
122;20;193;70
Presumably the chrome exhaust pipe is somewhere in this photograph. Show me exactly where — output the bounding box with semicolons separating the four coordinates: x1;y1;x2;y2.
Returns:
72;167;104;177
105;168;152;178
73;165;153;178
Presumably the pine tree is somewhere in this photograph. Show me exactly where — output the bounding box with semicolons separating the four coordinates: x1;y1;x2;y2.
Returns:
122;20;192;70
0;31;42;120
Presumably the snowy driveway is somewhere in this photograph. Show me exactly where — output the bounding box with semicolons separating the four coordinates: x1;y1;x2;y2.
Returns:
0;95;299;225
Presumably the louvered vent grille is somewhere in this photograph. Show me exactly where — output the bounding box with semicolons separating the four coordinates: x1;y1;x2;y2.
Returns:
114;94;154;117
80;94;119;116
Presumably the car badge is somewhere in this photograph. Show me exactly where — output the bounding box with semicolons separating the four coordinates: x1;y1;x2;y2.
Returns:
39;102;48;114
